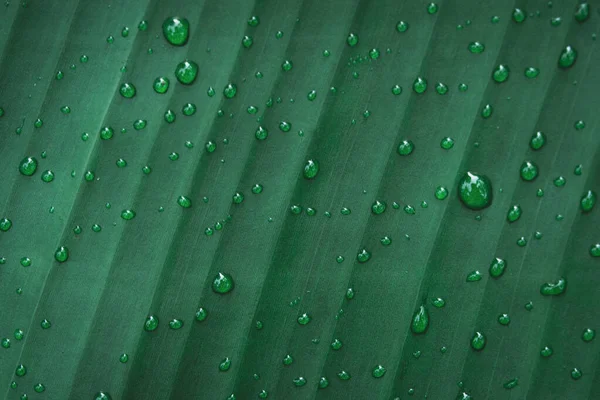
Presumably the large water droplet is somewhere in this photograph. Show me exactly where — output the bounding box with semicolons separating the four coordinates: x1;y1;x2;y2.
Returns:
19;157;38;176
458;172;493;210
175;60;198;85
162;17;189;46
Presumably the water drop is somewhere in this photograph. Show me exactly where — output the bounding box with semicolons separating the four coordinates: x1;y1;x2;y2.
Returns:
558;46;577;69
440;137;454;149
580;190;596;212
242;35;253;48
435;186;448;200
520;161;539;181
489;257;506;278
492;64;510;83
582;328;595;342
119;82;136;98
413;77;427;93
530;131;546;150
507;205;522;222
512;8;526;23
162;17;189;46
397;140;415;156
372;365;386;378
481;104;493;119
503;378;518;389
371;200;386;215
468;41;485;54
303;159;319;179
470;331;486;350
427;2;438;14
212;272;234;294
144;315;159;331
54;246;69;262
18;157;38;176
337;371;351;381
297;313;311;325
498;314;511;325
525;67;540;78
574;2;590;22
357;248;371;263
175;60;199;85
466;270;482;282
411;305;429;334
458;172;493;210
347;33;359;47
540;346;553;357
540;277;566;295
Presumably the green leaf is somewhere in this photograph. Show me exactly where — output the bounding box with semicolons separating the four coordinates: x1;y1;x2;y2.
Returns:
0;1;598;400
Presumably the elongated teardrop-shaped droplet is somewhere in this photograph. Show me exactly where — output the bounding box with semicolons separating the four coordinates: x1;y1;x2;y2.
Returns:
489;257;506;278
144;315;159;331
54;246;69;263
212;272;234;294
470;331;486;350
175;60;198;85
580;190;596;212
458;171;493;210
540;277;566;296
162;17;189;46
558;46;577;69
411;305;429;334
303;159;319;179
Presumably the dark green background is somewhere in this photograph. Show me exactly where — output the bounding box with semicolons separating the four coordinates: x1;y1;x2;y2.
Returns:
0;0;598;399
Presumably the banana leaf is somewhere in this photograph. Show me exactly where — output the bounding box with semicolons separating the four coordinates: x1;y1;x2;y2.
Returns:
0;0;598;399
